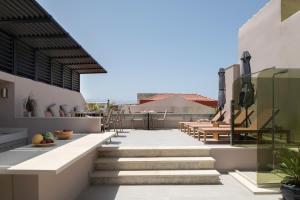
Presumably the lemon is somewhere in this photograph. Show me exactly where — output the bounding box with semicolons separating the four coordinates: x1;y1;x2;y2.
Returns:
32;134;44;144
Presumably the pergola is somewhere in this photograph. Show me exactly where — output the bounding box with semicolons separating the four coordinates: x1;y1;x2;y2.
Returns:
0;0;106;92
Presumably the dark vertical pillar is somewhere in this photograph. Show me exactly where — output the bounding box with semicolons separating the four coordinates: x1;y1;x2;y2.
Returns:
230;100;235;145
34;49;38;80
62;66;65;88
12;39;17;75
71;70;73;91
78;73;80;92
50;58;53;85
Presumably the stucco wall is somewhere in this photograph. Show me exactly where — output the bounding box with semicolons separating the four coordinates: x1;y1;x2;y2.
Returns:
38;149;97;200
224;64;240;114
0;71;86;118
0;71;102;139
238;0;300;73
0;149;97;200
238;0;282;74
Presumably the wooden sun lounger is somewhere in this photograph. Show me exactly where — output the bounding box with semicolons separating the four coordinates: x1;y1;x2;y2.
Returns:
188;109;254;138
178;110;227;133
188;123;230;137
196;109;290;144
197;127;290;143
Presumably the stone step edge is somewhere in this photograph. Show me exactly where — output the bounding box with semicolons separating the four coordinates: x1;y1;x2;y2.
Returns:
91;170;220;177
229;172;280;194
98;146;211;151
95;157;216;163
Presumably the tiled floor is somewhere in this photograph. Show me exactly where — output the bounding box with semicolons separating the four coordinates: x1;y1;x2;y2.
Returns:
77;129;282;200
102;129;231;147
77;175;281;200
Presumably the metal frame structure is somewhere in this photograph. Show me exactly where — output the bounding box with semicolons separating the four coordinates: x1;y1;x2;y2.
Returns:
0;0;107;92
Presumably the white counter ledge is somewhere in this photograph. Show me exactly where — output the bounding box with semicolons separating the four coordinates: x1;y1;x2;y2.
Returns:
5;132;116;175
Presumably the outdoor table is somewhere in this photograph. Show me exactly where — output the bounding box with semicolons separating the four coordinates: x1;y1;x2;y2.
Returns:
141;110;155;130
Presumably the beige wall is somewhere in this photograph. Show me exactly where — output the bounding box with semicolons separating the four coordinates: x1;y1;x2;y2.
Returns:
0;149;97;200
239;0;300;73
238;0;281;74
211;147;257;172
224;64;240;114
0;71;102;139
38;150;97;200
0;71;86;118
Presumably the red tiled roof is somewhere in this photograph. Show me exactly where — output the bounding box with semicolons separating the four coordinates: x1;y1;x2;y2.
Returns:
139;93;218;108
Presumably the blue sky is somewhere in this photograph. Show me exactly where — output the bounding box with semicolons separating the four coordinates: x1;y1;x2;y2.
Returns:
37;0;269;103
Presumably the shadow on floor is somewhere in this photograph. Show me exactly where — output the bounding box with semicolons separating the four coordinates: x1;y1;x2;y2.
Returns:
76;185;120;200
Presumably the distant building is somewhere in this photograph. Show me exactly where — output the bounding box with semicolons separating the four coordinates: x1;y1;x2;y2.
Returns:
138;93;217;108
131;93;217;114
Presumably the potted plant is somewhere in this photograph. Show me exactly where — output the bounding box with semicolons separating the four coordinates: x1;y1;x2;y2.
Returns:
273;147;300;200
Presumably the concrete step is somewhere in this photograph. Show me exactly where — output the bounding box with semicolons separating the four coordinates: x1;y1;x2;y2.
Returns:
229;172;280;194
98;146;211;157
91;170;220;185
95;157;215;170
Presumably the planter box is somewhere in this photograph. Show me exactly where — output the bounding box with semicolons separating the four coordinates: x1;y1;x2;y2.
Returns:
281;184;300;200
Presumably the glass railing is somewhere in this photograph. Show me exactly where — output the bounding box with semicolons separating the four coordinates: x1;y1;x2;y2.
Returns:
232;68;300;187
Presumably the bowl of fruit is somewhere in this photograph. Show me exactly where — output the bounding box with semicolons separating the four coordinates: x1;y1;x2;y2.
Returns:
54;129;73;140
32;132;55;147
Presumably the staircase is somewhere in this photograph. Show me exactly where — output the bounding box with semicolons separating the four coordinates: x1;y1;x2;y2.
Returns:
90;146;220;185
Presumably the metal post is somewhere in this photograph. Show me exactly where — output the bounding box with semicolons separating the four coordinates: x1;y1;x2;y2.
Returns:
245;107;248;127
271;69;288;169
272;73;275;169
230;100;235;145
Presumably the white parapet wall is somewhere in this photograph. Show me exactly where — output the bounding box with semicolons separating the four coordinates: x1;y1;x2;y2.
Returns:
0;71;86;118
0;71;102;138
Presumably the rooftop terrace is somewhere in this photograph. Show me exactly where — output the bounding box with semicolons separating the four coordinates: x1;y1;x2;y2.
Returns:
78;129;281;200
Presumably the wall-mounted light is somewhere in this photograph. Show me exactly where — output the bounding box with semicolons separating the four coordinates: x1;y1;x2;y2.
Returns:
1;88;8;98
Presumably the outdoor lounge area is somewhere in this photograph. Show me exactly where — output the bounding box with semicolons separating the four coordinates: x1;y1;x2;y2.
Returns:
76;129;281;200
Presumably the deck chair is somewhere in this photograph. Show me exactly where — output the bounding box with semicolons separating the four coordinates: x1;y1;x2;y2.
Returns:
152;109;168;129
197;109;290;143
100;109;113;132
129;107;145;129
114;109;125;133
187;109;250;137
179;110;226;132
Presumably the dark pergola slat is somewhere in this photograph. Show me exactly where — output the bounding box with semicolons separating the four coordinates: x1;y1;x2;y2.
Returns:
51;55;90;59
0;0;106;74
0;17;50;24
17;34;68;39
37;47;81;51
63;62;96;66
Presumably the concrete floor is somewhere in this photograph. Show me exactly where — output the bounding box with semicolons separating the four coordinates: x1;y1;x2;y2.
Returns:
77;175;281;200
77;129;282;200
102;129;231;147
